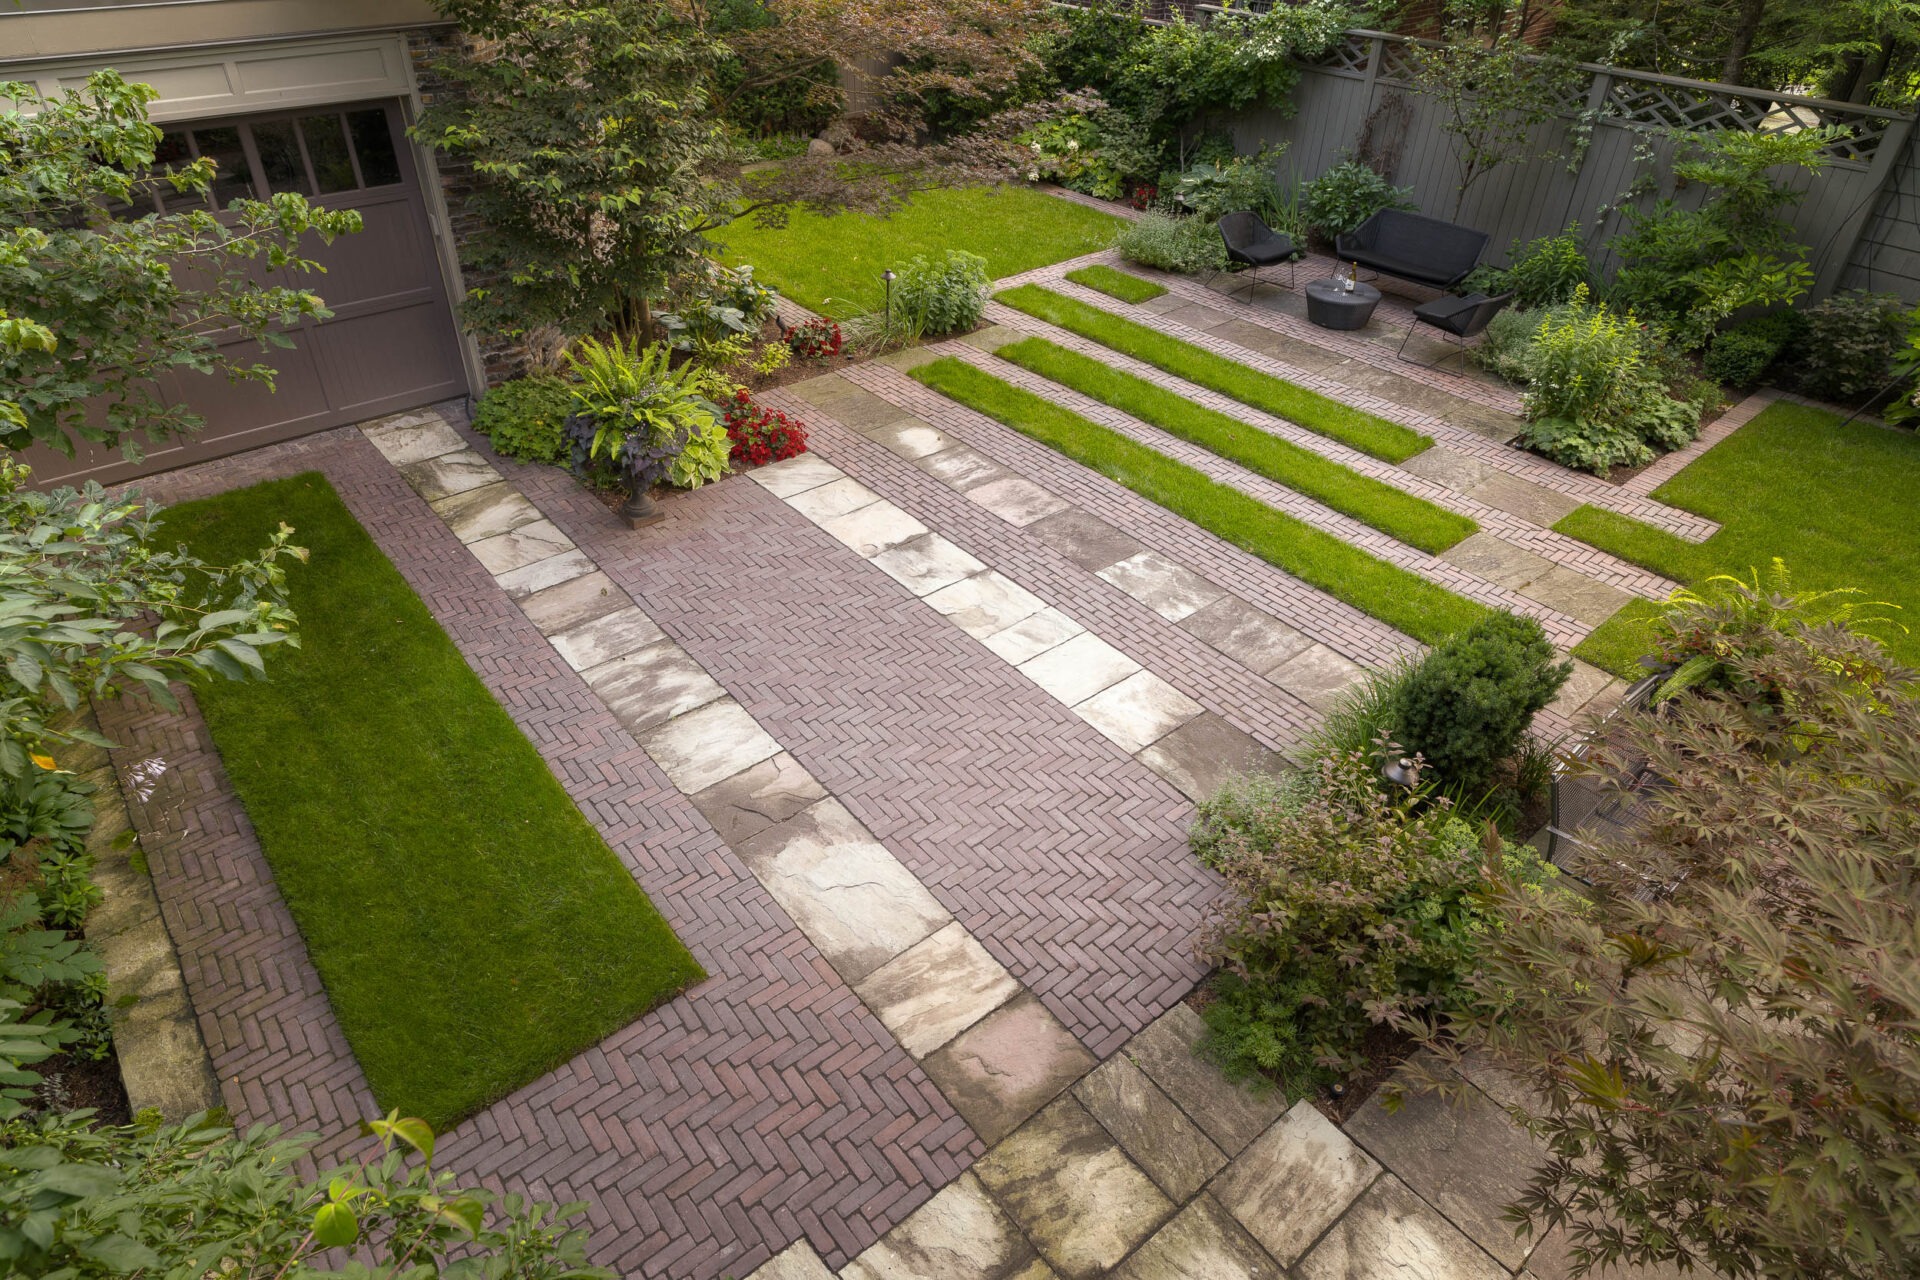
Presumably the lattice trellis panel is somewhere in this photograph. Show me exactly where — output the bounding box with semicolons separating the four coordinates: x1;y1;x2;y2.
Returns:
1306;30;1374;74
1374;37;1423;85
1605;75;1892;164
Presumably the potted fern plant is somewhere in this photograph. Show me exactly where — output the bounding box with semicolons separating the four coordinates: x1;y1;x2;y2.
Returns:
563;337;731;528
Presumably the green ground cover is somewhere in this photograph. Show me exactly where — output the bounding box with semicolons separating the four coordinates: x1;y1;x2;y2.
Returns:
709;185;1122;317
994;284;1432;464
1558;401;1920;675
995;337;1475;554
1064;263;1166;303
161;474;702;1127
911;357;1484;645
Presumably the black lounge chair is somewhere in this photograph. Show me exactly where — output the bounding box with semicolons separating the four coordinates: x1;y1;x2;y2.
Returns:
1336;209;1489;291
1396;291;1514;366
1216;211;1300;298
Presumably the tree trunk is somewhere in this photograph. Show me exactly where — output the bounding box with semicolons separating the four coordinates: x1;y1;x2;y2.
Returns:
1720;0;1768;86
1833;51;1866;103
1853;38;1897;102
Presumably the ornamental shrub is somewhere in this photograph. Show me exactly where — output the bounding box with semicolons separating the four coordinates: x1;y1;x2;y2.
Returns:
1780;289;1906;402
1385;611;1571;795
722;388;809;467
787;316;843;361
1496;226;1594;309
474;374;574;464
1299;160;1414;239
1195;751;1512;1092
1703;326;1781;390
1116;211;1228;274
892;250;991;336
1171;146;1288;222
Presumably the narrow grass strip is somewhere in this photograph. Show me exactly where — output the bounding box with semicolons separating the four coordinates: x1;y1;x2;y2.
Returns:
159;474;703;1127
997;337;1475;554
1573;599;1665;679
995;283;1431;464
1553;505;1705;582
1064;263;1167;304
910;357;1484;645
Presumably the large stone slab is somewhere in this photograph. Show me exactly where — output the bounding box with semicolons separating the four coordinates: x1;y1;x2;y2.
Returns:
1523;566;1632;627
735;798;950;984
960;323;1024;353
981;607;1084;665
974;1096;1175;1280
517;571;628;634
641;697;782;794
788;475;880;523
870;534;988;597
1521;1222;1702;1280
925;570;1048;640
1343;1067;1545;1269
494;548;597;599
1212;1101;1382;1266
1018;632;1140;706
550;606;667;672
1443;530;1551;590
1073;670;1203;752
1162;302;1233;332
841;1172;1040;1280
1295;1175;1509;1280
1097;551;1225;622
1399;445;1496;494
1267;645;1368;715
582;640;726;735
1466;470;1582;527
470;519;575;576
967;476;1071;527
745;1239;835;1280
820;500;929;558
865;418;953;460
433;482;545;544
748;452;844;498
362;413;466;466
687;752;827;847
1110;1194;1283;1280
854;921;1020;1057
923;993;1095;1144
1124;1003;1284;1155
1178;597;1313;675
822;384;916;432
1026;509;1145;573
399;450;501;503
1074;1054;1226;1202
1137;712;1288;803
917;444;1014;492
1548;657;1621;724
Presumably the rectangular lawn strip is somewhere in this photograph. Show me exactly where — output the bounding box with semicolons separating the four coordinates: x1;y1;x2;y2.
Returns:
1554;400;1920;677
710;184;1123;317
910;357;1485;645
1063;263;1167;304
994;283;1432;464
160;474;703;1128
995;337;1475;554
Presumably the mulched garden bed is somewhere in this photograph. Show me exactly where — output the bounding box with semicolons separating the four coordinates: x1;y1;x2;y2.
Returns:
32;1048;130;1125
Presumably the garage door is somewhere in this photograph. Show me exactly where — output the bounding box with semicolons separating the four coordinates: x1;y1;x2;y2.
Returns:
26;100;468;487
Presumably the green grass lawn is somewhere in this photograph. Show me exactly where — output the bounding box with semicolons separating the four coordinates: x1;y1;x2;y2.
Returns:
911;357;1485;645
1064;263;1167;304
161;474;702;1127
709;185;1123;317
995;337;1475;554
995;285;1432;464
1557;400;1920;676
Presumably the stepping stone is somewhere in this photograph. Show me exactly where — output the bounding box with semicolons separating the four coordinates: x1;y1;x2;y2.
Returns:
1137;713;1288;803
967;476;1071;527
1466;470;1581;527
432;482;544;544
1074;1054;1226;1202
1124;1003;1284;1155
550;606;667;671
1018;632;1140;706
735;798;949;984
925;571;1048;640
820;500;928;558
517;571;628;634
1443;530;1553;590
841;1172;1041;1280
1162;302;1233;332
745;1239;835;1280
787;476;880;523
1178;597;1313;675
494;549;597;599
917;444;1013;492
582;639;724;734
870;534;987;597
1137;294;1189;316
783;373;861;407
641;697;781;794
1524;566;1632;627
470;518;574;576
1344;1067;1545;1269
974;1096;1174;1279
874;346;940;372
1097;551;1224;622
1213;1101;1382;1267
1026;509;1146;573
748;453;843;498
960;323;1024;353
362;413;465;466
923;993;1095;1144
1110;1194;1283;1280
1294;1175;1508;1280
687;752;827;847
1400;445;1496;494
865;418;952;460
1073;671;1202;753
1547;658;1621;725
1205;318;1307;364
982;607;1085;665
854;921;1020;1057
400;450;501;502
824;385;917;432
1267;645;1368;715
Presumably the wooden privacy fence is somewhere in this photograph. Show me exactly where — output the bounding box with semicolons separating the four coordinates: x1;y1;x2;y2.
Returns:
1056;6;1920;303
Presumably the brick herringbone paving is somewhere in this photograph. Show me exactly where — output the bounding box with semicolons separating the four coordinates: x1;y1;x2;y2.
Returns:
489;436;1218;1055
101;425;984;1280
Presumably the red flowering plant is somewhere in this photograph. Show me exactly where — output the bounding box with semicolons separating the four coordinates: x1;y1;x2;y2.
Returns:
723;388;809;468
786;317;843;361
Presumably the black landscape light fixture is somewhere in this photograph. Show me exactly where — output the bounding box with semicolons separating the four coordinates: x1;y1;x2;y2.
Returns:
883;268;897;329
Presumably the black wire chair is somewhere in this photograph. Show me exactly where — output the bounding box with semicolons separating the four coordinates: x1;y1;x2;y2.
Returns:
1396;291;1514;366
1215;212;1300;299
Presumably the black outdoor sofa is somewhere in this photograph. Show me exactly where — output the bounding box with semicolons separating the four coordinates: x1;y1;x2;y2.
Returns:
1335;209;1489;291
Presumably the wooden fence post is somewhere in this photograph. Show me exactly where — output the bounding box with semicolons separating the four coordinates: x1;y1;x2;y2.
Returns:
1812;114;1917;301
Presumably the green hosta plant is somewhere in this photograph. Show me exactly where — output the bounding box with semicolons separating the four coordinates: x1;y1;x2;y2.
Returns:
562;337;728;490
1300;160;1414;239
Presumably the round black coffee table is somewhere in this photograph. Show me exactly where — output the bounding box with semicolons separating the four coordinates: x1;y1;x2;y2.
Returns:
1305;278;1382;330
